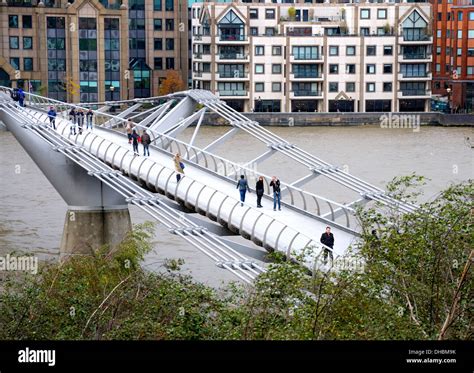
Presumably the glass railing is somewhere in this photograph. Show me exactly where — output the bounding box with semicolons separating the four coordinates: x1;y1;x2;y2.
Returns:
401;72;430;78
218;90;247;96
292;54;321;60
219;35;247;41
218;72;248;78
218;53;248;60
401;89;430;96
292;90;321;96
293;72;321;78
402;53;428;59
402;33;431;41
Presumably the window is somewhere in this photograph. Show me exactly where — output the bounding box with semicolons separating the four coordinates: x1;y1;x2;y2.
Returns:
250;9;258;19
329;64;338;74
329;82;338;92
292;46;318;60
467;66;474;75
154;38;162;50
265;9;275;19
468;48;474;57
255;64;264;74
9;15;18;28
437;12;442;21
346;46;355;56
436;47;441;55
272;64;282;74
24;58;33;71
383;82;392;92
437;30;442;38
383;64;392;74
9;36;19;49
23;15;32;29
154;57;163;70
255;82;264;92
272;82;281;92
470;11;474;20
265;27;275;36
165;0;173;11
458;12;463;21
469;30;474;39
166;38;174;50
23;37;33;49
154;19;162;31
165;19;174;31
360;9;370;19
383;46;393;56
360;27;370;36
346;82;355;92
166;57;174;69
153;0;162;10
250;27;258;36
458;30;462;38
401;64;427;77
457;48;462;56
272;46;282;56
366;83;376;92
255;46;264;56
377;9;387;19
346;64;355;74
10;58;20;70
329;46;339;56
366;64;376;74
366;45;376;56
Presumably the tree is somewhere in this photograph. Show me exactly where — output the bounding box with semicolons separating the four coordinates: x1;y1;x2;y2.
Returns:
159;70;185;95
288;7;296;21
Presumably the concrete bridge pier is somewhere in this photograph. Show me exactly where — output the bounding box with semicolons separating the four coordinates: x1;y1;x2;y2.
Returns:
60;206;131;259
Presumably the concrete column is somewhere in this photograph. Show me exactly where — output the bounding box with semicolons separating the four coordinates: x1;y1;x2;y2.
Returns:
60;206;131;258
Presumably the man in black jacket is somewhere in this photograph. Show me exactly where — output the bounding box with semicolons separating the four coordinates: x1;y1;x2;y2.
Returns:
320;226;334;264
270;176;281;211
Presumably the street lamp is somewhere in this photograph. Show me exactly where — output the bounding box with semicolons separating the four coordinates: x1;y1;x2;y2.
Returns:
446;87;452;114
109;86;115;112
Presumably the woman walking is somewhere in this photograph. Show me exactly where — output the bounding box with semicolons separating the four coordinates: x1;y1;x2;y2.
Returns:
131;129;139;155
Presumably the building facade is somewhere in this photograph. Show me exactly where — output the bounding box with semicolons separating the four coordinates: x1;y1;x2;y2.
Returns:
191;0;433;112
0;0;188;102
431;0;474;112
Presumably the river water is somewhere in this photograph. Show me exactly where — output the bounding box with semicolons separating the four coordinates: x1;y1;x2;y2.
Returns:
0;125;472;286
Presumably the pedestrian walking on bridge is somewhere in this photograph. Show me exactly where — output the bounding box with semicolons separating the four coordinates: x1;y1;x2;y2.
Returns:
236;174;251;207
320;226;335;265
174;153;185;182
270;176;281;211
47;106;57;130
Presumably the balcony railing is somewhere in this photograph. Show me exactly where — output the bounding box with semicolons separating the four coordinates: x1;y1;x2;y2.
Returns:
218;53;248;60
217;72;248;79
402;33;431;42
293;72;321;78
401;89;430;96
291;54;321;61
219;35;248;42
292;90;321;97
403;53;428;59
218;90;247;96
401;73;430;78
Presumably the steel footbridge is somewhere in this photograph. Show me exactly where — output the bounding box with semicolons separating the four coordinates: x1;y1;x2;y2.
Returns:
0;87;418;283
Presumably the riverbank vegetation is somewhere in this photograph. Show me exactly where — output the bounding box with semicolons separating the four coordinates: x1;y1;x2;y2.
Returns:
0;176;472;340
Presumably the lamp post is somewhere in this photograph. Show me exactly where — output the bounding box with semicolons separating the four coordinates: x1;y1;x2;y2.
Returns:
109;85;115;112
446;87;452;114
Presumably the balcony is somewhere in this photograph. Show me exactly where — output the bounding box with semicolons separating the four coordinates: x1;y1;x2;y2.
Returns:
290;72;323;81
193;34;211;43
216;53;249;63
398;72;432;81
217;35;249;44
291;90;322;97
193;53;211;62
216;72;249;80
193;71;212;80
400;53;432;63
398;89;431;98
217;90;248;97
399;34;433;44
290;54;322;63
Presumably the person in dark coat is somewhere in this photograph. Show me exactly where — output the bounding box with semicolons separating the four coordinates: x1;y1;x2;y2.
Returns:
270;176;281;211
131;129;140;155
141;129;151;156
68;108;77;135
236;174;250;206
86;109;94;130
320;226;335;264
255;176;264;208
18;88;25;107
77;109;84;134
